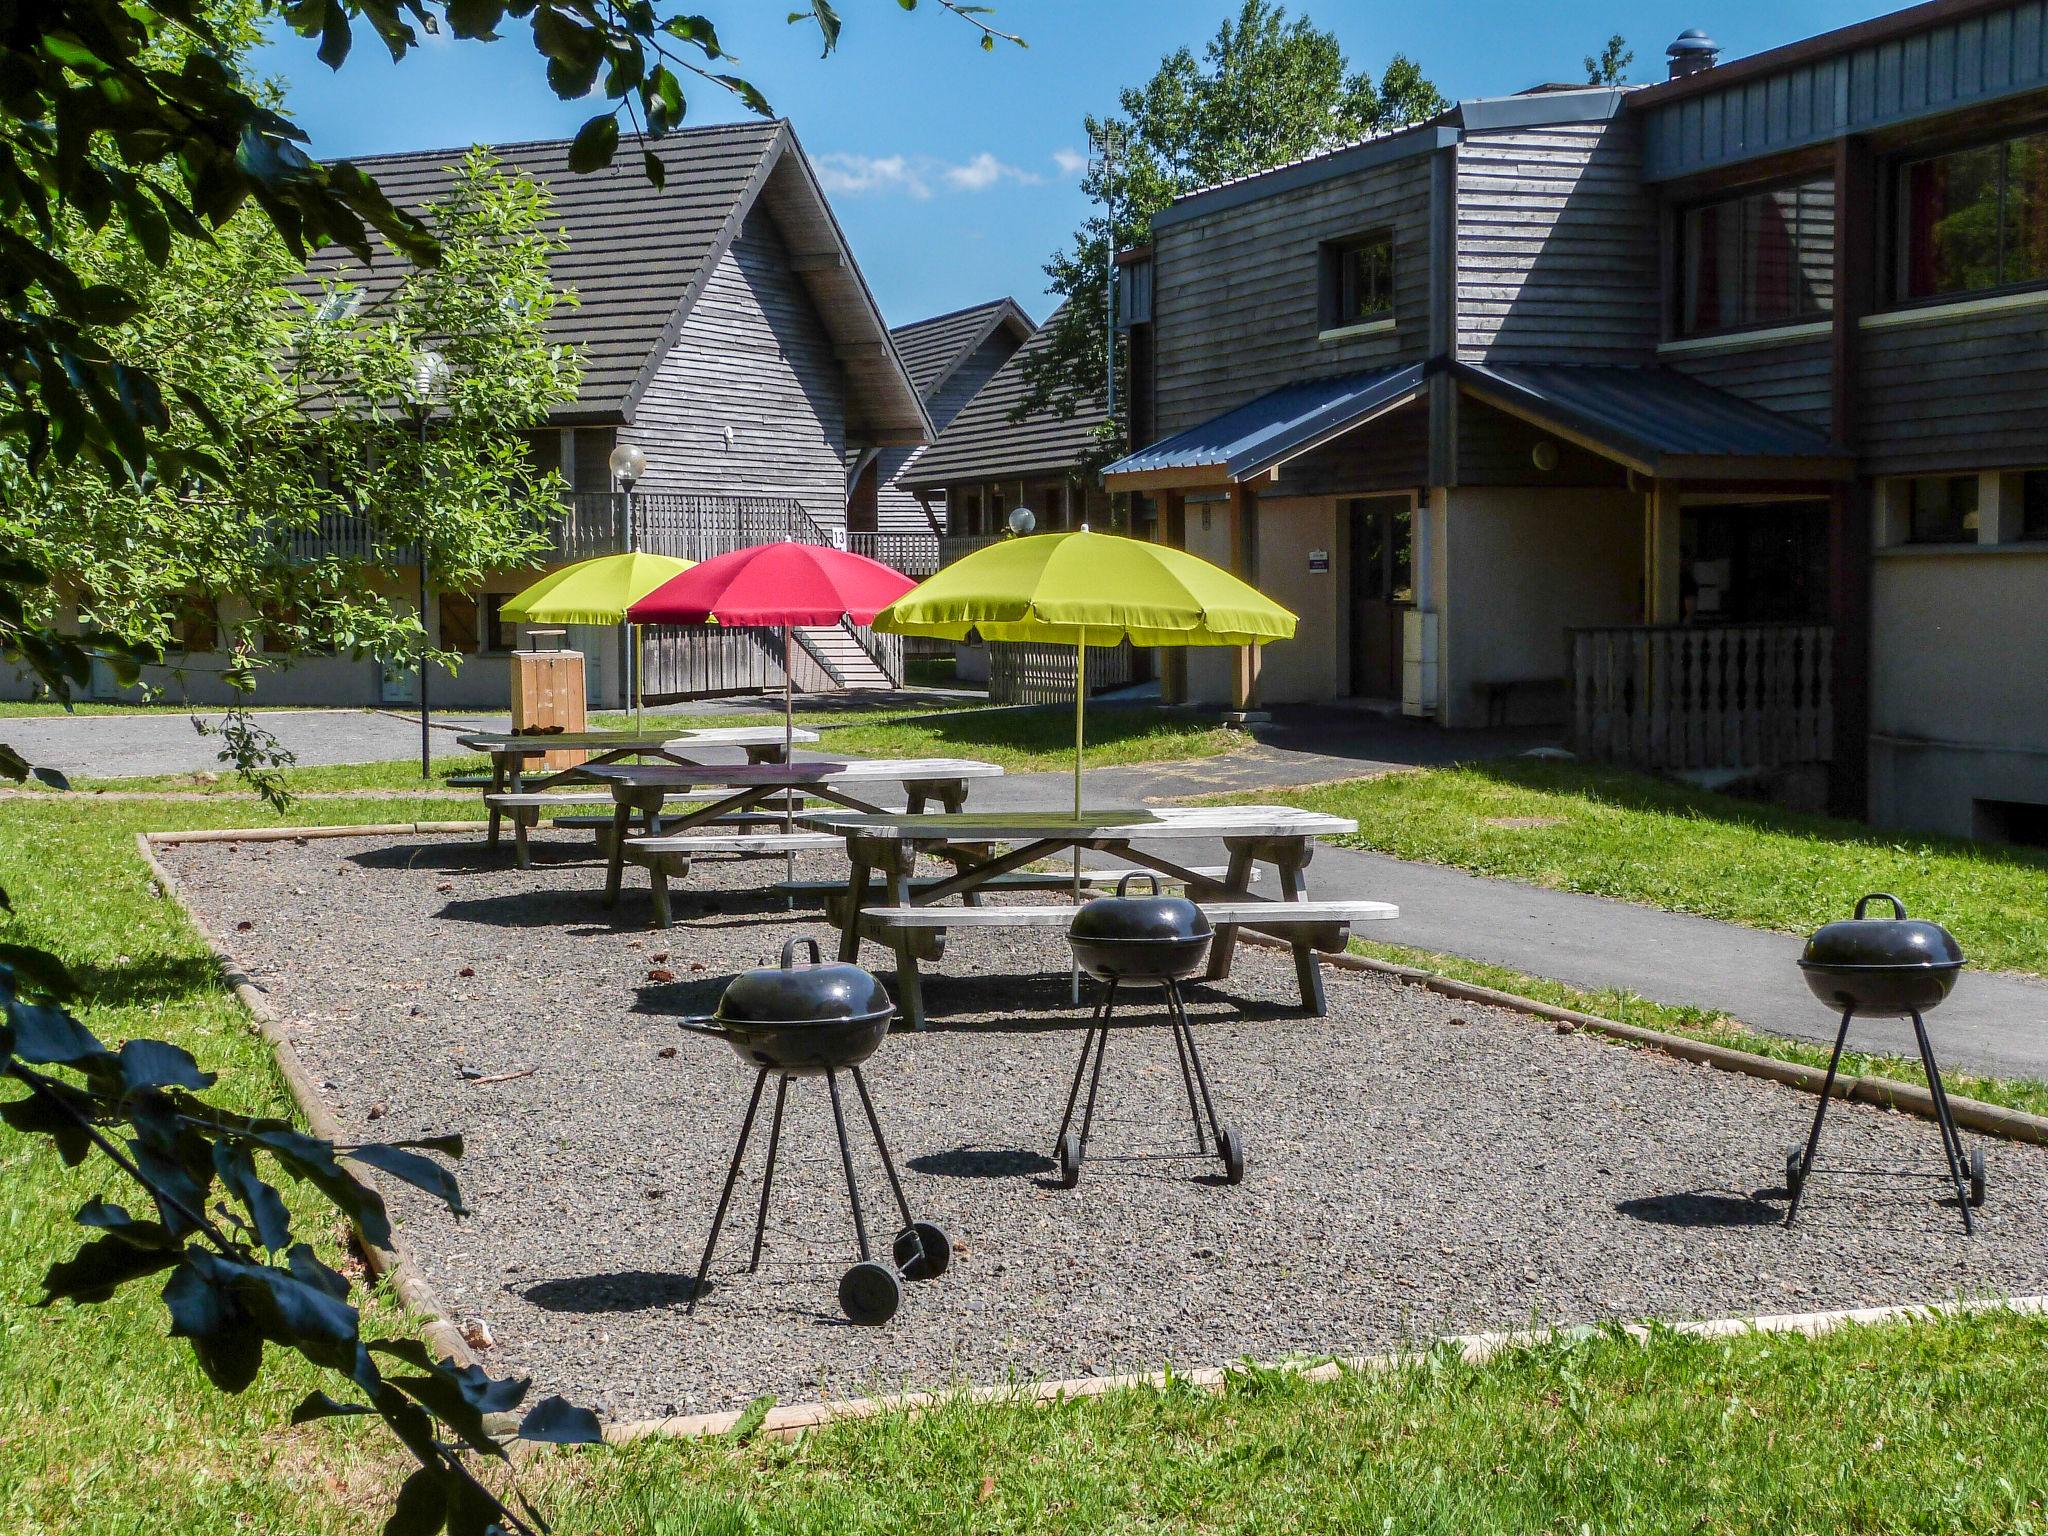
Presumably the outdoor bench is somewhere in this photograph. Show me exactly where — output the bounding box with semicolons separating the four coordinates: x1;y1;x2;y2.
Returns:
621;830;849;927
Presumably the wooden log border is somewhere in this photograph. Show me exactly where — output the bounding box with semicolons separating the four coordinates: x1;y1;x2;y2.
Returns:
137;821;2048;1448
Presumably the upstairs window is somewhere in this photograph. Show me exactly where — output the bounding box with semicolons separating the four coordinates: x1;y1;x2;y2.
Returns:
1900;130;2048;301
1678;178;1835;335
1320;231;1394;330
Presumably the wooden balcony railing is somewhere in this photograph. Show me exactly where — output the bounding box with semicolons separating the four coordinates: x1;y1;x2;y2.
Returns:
1569;622;1833;770
847;531;940;578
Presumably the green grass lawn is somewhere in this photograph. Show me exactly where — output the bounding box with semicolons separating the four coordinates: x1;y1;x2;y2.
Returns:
6;788;2048;1532
1264;759;2048;976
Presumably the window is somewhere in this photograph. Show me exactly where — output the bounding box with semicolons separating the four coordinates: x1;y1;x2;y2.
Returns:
2023;471;2048;541
1320;231;1394;329
439;592;480;655
1900;130;2048;301
1678;178;1835;335
174;595;217;654
1907;475;1979;543
483;594;518;652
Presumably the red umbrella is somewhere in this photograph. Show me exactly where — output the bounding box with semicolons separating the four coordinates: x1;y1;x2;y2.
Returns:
627;541;916;756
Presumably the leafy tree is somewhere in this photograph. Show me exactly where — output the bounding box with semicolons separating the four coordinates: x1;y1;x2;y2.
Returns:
1586;34;1634;86
1018;1;1446;471
2;149;579;782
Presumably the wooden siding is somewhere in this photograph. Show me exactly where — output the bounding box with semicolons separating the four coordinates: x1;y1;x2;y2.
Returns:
1454;121;1659;366
1270;399;1428;495
898;307;1106;489
1663;336;1834;433
877;329;1019;531
621;206;848;527
1455;397;1632;486
1639;1;2048;180
1858;304;2048;474
1150;154;1434;437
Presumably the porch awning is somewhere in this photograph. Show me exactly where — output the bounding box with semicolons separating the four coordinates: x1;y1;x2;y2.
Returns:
1456;362;1854;480
1102;363;1425;489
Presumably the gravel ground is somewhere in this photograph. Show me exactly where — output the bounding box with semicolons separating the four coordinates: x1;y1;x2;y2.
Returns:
164;828;2048;1424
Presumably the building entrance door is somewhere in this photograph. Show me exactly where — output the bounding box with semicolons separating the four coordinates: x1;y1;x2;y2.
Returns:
1348;496;1412;699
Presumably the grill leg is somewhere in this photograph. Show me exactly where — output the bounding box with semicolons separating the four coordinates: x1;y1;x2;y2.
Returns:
826;1070;874;1263
849;1064;917;1231
686;1068;770;1313
1786;1005;1854;1228
1076;989;1116;1156
1907;1009;1976;1235
1169;996;1208;1155
747;1075;791;1273
1165;979;1228;1146
1056;981;1114;1147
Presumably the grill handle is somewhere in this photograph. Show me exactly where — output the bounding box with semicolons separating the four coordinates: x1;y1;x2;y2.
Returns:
1854;892;1908;921
1114;871;1162;898
780;936;823;970
674;1016;729;1039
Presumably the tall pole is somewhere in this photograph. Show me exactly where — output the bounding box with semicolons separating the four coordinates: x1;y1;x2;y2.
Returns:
417;407;431;780
623;481;638;727
1072;637;1085;1005
1097;122;1118;423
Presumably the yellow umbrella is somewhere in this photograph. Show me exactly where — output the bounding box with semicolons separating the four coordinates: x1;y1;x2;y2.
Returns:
876;529;1296;1000
874;529;1296;818
502;552;694;729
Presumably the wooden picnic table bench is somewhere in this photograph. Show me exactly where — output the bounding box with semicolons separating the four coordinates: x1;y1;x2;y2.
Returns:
799;805;1383;1028
463;725;820;860
584;758;1005;924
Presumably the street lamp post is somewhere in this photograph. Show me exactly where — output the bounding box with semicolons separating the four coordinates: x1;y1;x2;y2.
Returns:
608;443;648;727
408;349;450;779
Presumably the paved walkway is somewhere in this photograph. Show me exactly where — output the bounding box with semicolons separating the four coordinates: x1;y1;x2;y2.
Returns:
978;713;2048;1083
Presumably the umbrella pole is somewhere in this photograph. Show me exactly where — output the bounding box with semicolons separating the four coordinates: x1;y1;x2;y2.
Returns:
1072;638;1085;1006
783;623;795;905
632;622;644;734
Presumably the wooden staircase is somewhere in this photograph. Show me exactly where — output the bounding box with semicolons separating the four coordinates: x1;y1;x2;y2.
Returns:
794;621;898;691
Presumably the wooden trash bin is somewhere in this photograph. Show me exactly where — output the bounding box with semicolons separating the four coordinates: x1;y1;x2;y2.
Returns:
510;629;588;770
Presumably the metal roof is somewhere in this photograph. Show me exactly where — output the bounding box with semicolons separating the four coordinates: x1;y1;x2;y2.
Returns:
299;123;928;440
889;298;1035;401
1102;366;1427;484
897;306;1107;489
1456;362;1853;477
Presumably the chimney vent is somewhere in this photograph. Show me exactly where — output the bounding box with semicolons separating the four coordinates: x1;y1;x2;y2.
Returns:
1666;28;1721;79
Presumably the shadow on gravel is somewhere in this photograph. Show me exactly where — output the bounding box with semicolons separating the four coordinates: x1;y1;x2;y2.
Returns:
347;841;514;873
907;1145;1055;1178
435;894;614;930
1617;1189;1782;1227
520;1270;700;1313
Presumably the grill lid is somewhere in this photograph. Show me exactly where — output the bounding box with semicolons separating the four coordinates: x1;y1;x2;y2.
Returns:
715;937;893;1026
1071;872;1213;944
1799;893;1965;974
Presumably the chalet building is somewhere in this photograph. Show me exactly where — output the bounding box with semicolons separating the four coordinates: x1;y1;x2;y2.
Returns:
73;121;930;710
900;304;1113;549
847;298;1034;571
1106;0;2048;840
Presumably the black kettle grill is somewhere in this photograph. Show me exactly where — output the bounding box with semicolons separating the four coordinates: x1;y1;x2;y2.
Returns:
1055;874;1244;1189
677;938;951;1324
1784;893;1982;1233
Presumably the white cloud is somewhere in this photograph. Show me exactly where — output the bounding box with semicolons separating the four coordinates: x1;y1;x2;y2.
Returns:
1051;146;1089;178
815;150;1041;200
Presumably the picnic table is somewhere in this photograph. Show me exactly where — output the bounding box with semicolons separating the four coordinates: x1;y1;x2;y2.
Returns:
461;726;821;864
584;758;1006;927
801;805;1392;1028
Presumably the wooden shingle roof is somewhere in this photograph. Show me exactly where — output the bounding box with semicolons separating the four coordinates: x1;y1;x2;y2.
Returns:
888;298;1034;400
303;122;929;441
898;307;1106;488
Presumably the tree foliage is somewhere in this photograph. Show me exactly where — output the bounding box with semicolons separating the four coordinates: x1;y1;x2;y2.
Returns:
1017;1;1446;468
1586;35;1634;86
2;150;579;734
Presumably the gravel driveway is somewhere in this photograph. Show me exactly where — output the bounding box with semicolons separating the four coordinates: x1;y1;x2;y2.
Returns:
162;829;2048;1425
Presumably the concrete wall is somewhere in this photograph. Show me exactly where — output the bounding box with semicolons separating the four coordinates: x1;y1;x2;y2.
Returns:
1869;543;2048;839
1182;497;1237;706
1438;487;1642;727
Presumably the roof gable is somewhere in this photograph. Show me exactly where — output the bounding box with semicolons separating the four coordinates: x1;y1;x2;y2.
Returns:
898;306;1107;489
301;122;928;442
889;298;1035;400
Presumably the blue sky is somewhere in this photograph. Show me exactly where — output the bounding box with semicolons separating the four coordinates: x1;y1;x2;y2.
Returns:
257;0;1887;329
